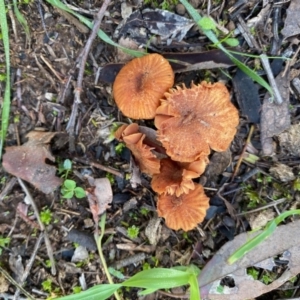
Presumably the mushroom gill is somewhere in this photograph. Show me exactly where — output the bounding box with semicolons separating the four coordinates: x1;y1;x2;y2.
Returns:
155;81;239;162
114;123;160;176
157;183;210;231
151;157;208;196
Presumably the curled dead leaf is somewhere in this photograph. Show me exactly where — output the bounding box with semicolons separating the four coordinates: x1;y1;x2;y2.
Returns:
86;177;113;224
2;131;62;194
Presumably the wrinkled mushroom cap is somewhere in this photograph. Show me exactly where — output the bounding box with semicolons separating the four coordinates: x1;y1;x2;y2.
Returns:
115;123;160;175
151;157;208;196
157;183;210;231
113;54;174;119
155;81;239;162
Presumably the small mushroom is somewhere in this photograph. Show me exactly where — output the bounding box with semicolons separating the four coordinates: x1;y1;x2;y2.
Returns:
157;183;210;231
115;123;160;176
151;157;208;196
113;54;174;119
155;81;239;162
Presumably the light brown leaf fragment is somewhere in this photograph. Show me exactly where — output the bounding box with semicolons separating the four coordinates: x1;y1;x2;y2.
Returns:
281;1;300;40
198;220;300;300
247;209;275;230
278;123;300;156
85;178;113;224
3;131;62;194
260;71;290;156
145;217;162;246
269;163;295;182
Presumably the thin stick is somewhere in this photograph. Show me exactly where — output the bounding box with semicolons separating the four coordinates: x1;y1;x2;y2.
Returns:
17;178;56;275
73;157;123;178
0;266;34;300
66;0;112;150
13;232;44;300
235;197;287;216
260;54;283;105
231;124;255;180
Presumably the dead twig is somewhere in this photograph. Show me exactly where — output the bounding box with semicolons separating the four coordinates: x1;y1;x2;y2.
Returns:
13;232;44;300
235;197;287;216
260;54;283;105
17;178;57;275
66;0;112;152
231;124;255;180
73;157;124;178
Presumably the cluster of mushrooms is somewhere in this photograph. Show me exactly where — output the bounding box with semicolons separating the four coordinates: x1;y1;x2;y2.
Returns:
113;54;239;231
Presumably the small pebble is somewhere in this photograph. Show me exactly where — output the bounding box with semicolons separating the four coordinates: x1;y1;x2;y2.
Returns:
176;4;186;15
190;0;201;8
227;20;236;31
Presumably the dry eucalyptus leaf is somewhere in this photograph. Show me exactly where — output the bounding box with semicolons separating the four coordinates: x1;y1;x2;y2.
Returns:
114;9;193;46
2;131;62;194
281;1;300;40
86;178;113;223
260;71;290;156
0;274;9;293
117;37;142;62
198;220;300;300
145;217;162;246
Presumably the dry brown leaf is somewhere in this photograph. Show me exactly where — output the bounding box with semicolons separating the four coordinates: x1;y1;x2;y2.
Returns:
2;131;62;194
281;1;300;40
278;123;300;156
260;71;290;156
198;220;300;300
86;177;113;224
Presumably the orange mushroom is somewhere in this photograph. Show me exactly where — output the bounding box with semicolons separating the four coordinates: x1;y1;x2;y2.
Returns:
157;183;210;231
155;81;239;162
114;124;128;141
115;123;160;176
151;157;208;196
113;54;174;119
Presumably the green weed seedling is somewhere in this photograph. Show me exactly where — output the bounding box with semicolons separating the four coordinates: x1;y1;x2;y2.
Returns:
0;235;10;255
58;159;85;199
127;225;140;239
72;286;82;294
61;179;85;199
42;279;53;293
56;214;202;300
40;208;53;225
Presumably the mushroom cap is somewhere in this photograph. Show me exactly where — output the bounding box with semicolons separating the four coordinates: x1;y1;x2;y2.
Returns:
157;183;210;231
151;157;208;196
155;81;239;162
116;123;160;175
113;54;174;119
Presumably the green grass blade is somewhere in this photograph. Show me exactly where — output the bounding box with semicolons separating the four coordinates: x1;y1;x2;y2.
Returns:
228;209;300;264
46;0;145;58
189;274;201;300
12;0;30;42
179;0;273;96
122;268;190;290
0;0;11;160
55;284;121;300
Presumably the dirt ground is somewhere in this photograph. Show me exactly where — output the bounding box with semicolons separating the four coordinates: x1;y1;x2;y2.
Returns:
1;0;300;299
